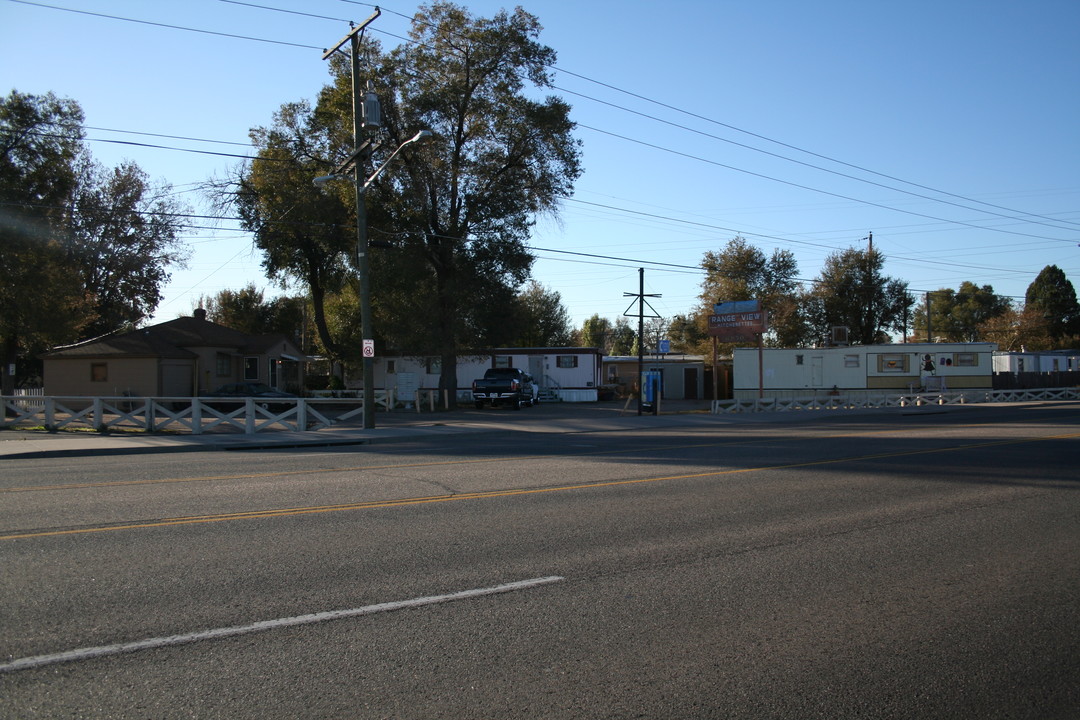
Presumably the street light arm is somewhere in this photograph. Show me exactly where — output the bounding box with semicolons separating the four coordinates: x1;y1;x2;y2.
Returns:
362;130;432;190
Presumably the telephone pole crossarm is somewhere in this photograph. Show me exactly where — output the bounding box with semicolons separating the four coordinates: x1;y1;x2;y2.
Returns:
624;268;662;416
322;8;381;60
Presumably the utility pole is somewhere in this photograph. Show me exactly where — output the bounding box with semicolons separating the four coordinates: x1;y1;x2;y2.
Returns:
863;231;874;344
323;10;381;429
926;291;932;343
623;268;661;416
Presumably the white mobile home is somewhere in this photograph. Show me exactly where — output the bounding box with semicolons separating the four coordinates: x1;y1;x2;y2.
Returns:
733;343;996;400
372;348;603;402
992;350;1079;374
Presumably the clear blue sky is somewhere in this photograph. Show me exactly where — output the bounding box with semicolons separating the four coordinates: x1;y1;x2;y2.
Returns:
4;0;1079;337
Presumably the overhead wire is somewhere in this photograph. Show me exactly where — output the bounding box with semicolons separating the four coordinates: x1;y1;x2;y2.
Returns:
350;0;1080;233
9;0;1073;302
15;0;1077;249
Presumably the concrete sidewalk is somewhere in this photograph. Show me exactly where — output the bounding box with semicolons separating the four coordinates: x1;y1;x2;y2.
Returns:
1;397;968;460
0;399;719;459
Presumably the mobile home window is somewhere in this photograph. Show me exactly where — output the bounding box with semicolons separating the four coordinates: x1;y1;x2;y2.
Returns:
954;353;977;367
90;362;108;382
493;356;512;368
425;358;442;374
556;355;578;369
844;354;860;368
386;360;397;374
244;356;259;381
795;355;804;365
216;352;231;377
877;354;909;373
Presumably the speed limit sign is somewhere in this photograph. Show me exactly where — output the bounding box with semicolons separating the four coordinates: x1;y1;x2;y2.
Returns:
362;339;375;358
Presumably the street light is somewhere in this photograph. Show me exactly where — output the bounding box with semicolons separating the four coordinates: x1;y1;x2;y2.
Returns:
315;129;431;430
321;15;434;429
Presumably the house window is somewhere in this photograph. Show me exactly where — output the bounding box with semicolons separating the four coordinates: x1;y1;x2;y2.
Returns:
216;352;231;377
386;360;397;374
844;354;860;368
493;356;512;368
425;358;441;374
556;355;578;369
954;353;977;367
90;362;108;382
244;356;259;381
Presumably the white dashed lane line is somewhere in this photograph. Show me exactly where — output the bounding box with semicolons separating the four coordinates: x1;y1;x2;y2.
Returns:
0;576;565;673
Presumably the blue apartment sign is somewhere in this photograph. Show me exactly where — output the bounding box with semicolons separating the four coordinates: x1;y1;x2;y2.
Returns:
714;299;761;314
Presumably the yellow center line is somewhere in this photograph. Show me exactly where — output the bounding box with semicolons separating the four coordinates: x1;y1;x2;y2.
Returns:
3;431;1076;541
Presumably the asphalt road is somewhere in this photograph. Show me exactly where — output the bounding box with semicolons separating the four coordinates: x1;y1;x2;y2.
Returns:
2;402;1078;718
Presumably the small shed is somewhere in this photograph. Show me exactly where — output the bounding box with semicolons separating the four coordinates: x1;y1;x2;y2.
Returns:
733;343;997;400
602;355;707;401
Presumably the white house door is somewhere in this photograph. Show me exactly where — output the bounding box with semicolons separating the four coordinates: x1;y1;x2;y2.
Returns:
811;356;824;387
529;356;545;384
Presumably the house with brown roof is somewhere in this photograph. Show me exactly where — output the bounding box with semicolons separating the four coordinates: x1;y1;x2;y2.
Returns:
41;309;306;397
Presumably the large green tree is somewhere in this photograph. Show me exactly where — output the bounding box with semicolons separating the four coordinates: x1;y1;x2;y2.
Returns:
668;313;708;354
696;236;806;350
578;314;611;352
337;2;581;401
231;3;581;405
229;99;355;360
911;281;1011;342
578;315;636;355
1;91;88;393
67;157;188;337
196;284;306;342
1;90;186;393
510;281;573;347
1025;265;1079;343
803;246;912;345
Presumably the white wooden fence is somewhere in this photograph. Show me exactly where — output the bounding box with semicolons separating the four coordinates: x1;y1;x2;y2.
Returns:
711;387;1080;414
0;392;435;435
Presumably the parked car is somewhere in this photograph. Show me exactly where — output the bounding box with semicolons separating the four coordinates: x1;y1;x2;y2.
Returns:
471;368;538;409
203;382;298;411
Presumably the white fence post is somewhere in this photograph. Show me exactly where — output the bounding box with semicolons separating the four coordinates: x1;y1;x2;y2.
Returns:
93;397;104;432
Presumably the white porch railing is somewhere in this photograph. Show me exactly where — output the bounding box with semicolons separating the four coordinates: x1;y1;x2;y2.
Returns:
0;395;401;435
711;387;1080;414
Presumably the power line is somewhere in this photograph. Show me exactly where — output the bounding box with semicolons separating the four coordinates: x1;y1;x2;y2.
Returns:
353;0;1079;233
251;0;1080;235
548;69;1080;233
8;0;322;49
578;124;1076;244
84;126;251;147
555;86;1080;235
15;0;1076;246
10;0;1073;296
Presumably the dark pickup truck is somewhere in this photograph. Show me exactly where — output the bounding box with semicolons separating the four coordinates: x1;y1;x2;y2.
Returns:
471;368;538;410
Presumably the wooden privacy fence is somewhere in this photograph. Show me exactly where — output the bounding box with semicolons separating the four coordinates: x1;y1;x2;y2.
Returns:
711;387;1080;414
0;391;449;435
